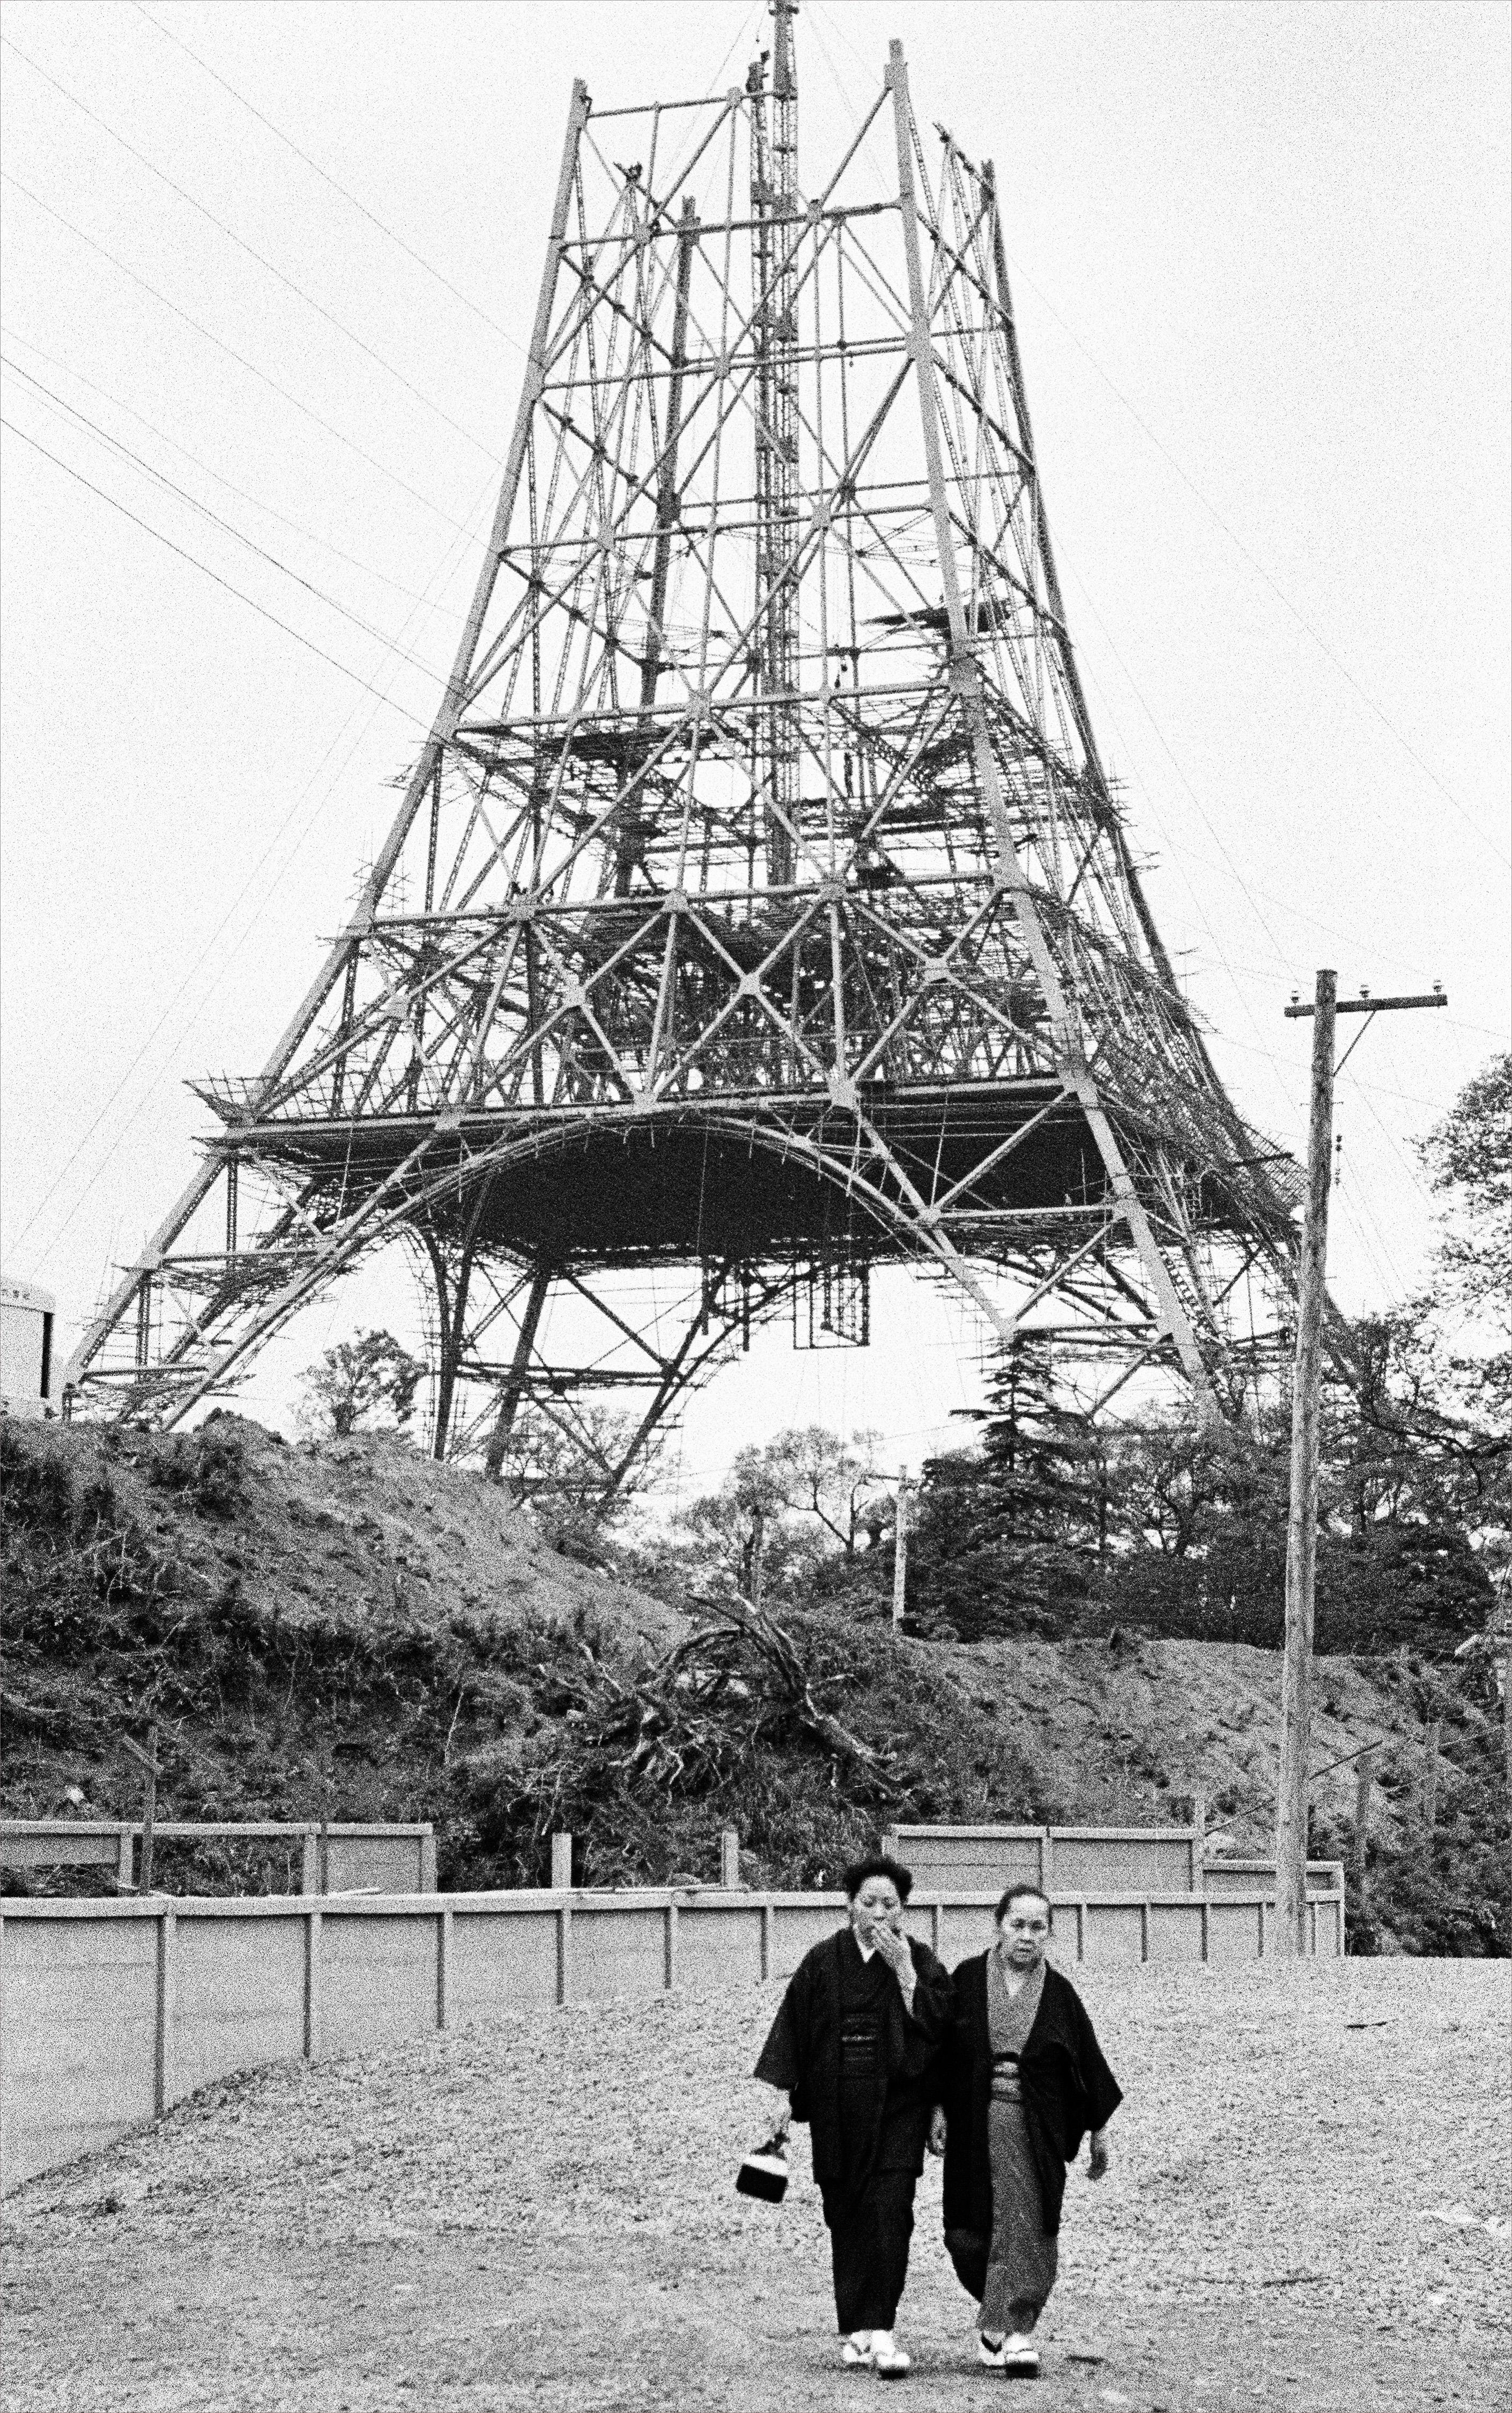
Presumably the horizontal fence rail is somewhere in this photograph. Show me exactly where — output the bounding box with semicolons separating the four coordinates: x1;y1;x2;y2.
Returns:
881;1822;1343;1905
0;1876;1343;2193
0;1822;436;1897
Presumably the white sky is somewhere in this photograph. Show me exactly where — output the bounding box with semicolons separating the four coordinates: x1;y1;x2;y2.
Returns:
2;0;1508;1506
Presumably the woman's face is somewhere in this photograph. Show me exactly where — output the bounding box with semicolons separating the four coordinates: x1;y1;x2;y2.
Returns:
849;1875;903;1935
996;1895;1050;1968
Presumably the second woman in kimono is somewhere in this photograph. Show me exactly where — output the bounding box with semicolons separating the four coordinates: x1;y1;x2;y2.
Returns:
939;1882;1122;2377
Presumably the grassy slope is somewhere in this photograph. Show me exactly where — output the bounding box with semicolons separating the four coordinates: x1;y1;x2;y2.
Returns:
1;1415;1498;1928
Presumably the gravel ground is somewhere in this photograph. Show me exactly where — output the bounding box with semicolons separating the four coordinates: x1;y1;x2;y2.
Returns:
2;1958;1507;2413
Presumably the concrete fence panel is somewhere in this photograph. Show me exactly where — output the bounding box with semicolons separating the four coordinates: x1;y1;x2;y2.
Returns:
677;1904;765;1992
1208;1898;1268;1963
1083;1901;1146;1964
935;1901;991;1963
1149;1902;1207;1964
884;1827;1045;1894
1051;1832;1195;1895
0;1820;435;1896
323;1832;433;1896
1202;1860;1343;1898
1312;1897;1343;1957
322;1913;439;2057
449;1904;560;2021
572;1906;673;2003
175;1913;305;2099
769;1902;837;1978
2;1912;159;2183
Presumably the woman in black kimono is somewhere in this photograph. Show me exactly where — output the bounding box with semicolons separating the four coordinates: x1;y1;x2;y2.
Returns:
753;1853;953;2378
939;1883;1121;2378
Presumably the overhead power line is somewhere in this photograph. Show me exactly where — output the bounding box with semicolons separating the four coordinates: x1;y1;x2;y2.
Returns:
130;0;528;355
1;416;436;726
2;356;455;687
0;35;503;464
809;2;1507;874
4;455;498;1273
1;325;456;609
1;172;480;538
995;247;1511;876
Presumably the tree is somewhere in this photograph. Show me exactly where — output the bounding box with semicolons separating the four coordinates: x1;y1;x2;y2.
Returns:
669;1427;889;1604
763;1426;887;1559
1414;1053;1512;1799
488;1403;667;1555
906;1337;1103;1639
299;1330;423;1440
673;1444;822;1603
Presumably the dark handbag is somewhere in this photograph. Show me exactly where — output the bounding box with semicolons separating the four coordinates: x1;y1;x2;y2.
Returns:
735;2130;789;2204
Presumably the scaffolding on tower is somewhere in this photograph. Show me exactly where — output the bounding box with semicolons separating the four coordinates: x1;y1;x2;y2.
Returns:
62;7;1333;1495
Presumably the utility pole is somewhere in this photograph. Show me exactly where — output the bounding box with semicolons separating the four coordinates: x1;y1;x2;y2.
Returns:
892;1470;911;1631
1276;973;1446;1954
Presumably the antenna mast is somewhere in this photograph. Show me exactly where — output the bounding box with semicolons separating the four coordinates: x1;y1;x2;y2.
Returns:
750;0;801;886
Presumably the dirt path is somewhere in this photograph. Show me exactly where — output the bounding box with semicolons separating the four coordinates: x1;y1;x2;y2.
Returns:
3;1960;1507;2413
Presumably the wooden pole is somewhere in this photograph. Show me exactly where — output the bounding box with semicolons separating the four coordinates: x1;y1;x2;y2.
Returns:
317;1735;331;1896
1277;968;1337;1955
720;1827;740;1888
892;1471;911;1630
138;1722;159;1895
550;1830;573;1889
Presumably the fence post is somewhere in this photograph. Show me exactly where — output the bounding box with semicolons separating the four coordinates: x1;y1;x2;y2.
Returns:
719;1829;740;1889
551;1831;573;1890
155;1907;177;2114
760;1901;773;1982
1041;1830;1055;1893
1140;1901;1151;1964
436;1906;452;2030
419;1831;438;1893
1189;1793;1206;1890
556;1901;572;2005
664;1902;678;1990
303;1908;322;2060
0;1913;6;2196
1200;1898;1211;1962
300;1831;319;1896
116;1828;135;1892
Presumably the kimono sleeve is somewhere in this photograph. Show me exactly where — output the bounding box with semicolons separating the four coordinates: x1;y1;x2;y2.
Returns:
900;1942;954;2061
752;1954;813;2115
1071;1992;1123;2132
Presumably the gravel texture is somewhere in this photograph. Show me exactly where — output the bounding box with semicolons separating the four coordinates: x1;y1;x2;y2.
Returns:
2;1957;1507;2412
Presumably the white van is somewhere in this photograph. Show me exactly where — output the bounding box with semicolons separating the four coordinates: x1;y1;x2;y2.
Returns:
1;1277;57;1418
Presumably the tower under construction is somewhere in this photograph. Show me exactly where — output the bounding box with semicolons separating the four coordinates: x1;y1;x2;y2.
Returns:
65;7;1304;1489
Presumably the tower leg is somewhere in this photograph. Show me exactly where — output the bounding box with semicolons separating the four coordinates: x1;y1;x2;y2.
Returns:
484;1262;553;1479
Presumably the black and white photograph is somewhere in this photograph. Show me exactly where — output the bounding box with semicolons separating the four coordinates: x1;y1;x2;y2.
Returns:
1;3;1508;2407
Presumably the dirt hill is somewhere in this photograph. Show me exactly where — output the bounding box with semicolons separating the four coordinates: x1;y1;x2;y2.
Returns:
1;1413;1500;1944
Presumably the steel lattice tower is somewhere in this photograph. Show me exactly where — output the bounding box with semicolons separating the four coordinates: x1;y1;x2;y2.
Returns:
65;12;1311;1486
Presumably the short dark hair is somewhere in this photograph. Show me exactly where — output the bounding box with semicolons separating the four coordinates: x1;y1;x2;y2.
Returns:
995;1881;1051;1923
842;1853;914;1904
